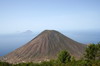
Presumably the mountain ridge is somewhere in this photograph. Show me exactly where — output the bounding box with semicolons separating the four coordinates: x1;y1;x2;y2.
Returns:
1;30;86;63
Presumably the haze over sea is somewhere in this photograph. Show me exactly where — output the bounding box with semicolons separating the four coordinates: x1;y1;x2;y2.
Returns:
0;0;100;56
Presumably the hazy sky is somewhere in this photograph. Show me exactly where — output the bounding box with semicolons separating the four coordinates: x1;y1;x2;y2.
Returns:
0;0;100;34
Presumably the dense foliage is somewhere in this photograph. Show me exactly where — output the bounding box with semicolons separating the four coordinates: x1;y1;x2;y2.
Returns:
84;44;98;61
84;43;100;61
0;43;100;66
57;50;71;63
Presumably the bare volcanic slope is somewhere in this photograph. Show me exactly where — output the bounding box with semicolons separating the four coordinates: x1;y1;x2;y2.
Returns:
1;30;86;63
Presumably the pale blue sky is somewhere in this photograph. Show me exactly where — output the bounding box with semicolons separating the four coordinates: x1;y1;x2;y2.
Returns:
0;0;100;34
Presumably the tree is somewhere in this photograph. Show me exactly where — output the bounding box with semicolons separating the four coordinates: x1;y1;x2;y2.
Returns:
84;44;98;61
57;50;71;63
71;56;76;62
96;43;100;60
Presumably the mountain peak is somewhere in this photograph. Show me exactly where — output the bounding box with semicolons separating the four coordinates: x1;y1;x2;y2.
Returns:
2;30;86;64
43;30;57;32
42;30;59;35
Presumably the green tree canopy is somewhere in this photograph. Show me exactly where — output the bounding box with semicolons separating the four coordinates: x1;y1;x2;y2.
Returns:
84;44;98;61
57;50;71;63
96;43;100;60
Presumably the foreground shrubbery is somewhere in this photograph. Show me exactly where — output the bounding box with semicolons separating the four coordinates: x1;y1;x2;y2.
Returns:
0;43;100;66
0;60;100;66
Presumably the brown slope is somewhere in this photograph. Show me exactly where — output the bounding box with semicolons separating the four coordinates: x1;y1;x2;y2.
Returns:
2;30;86;63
